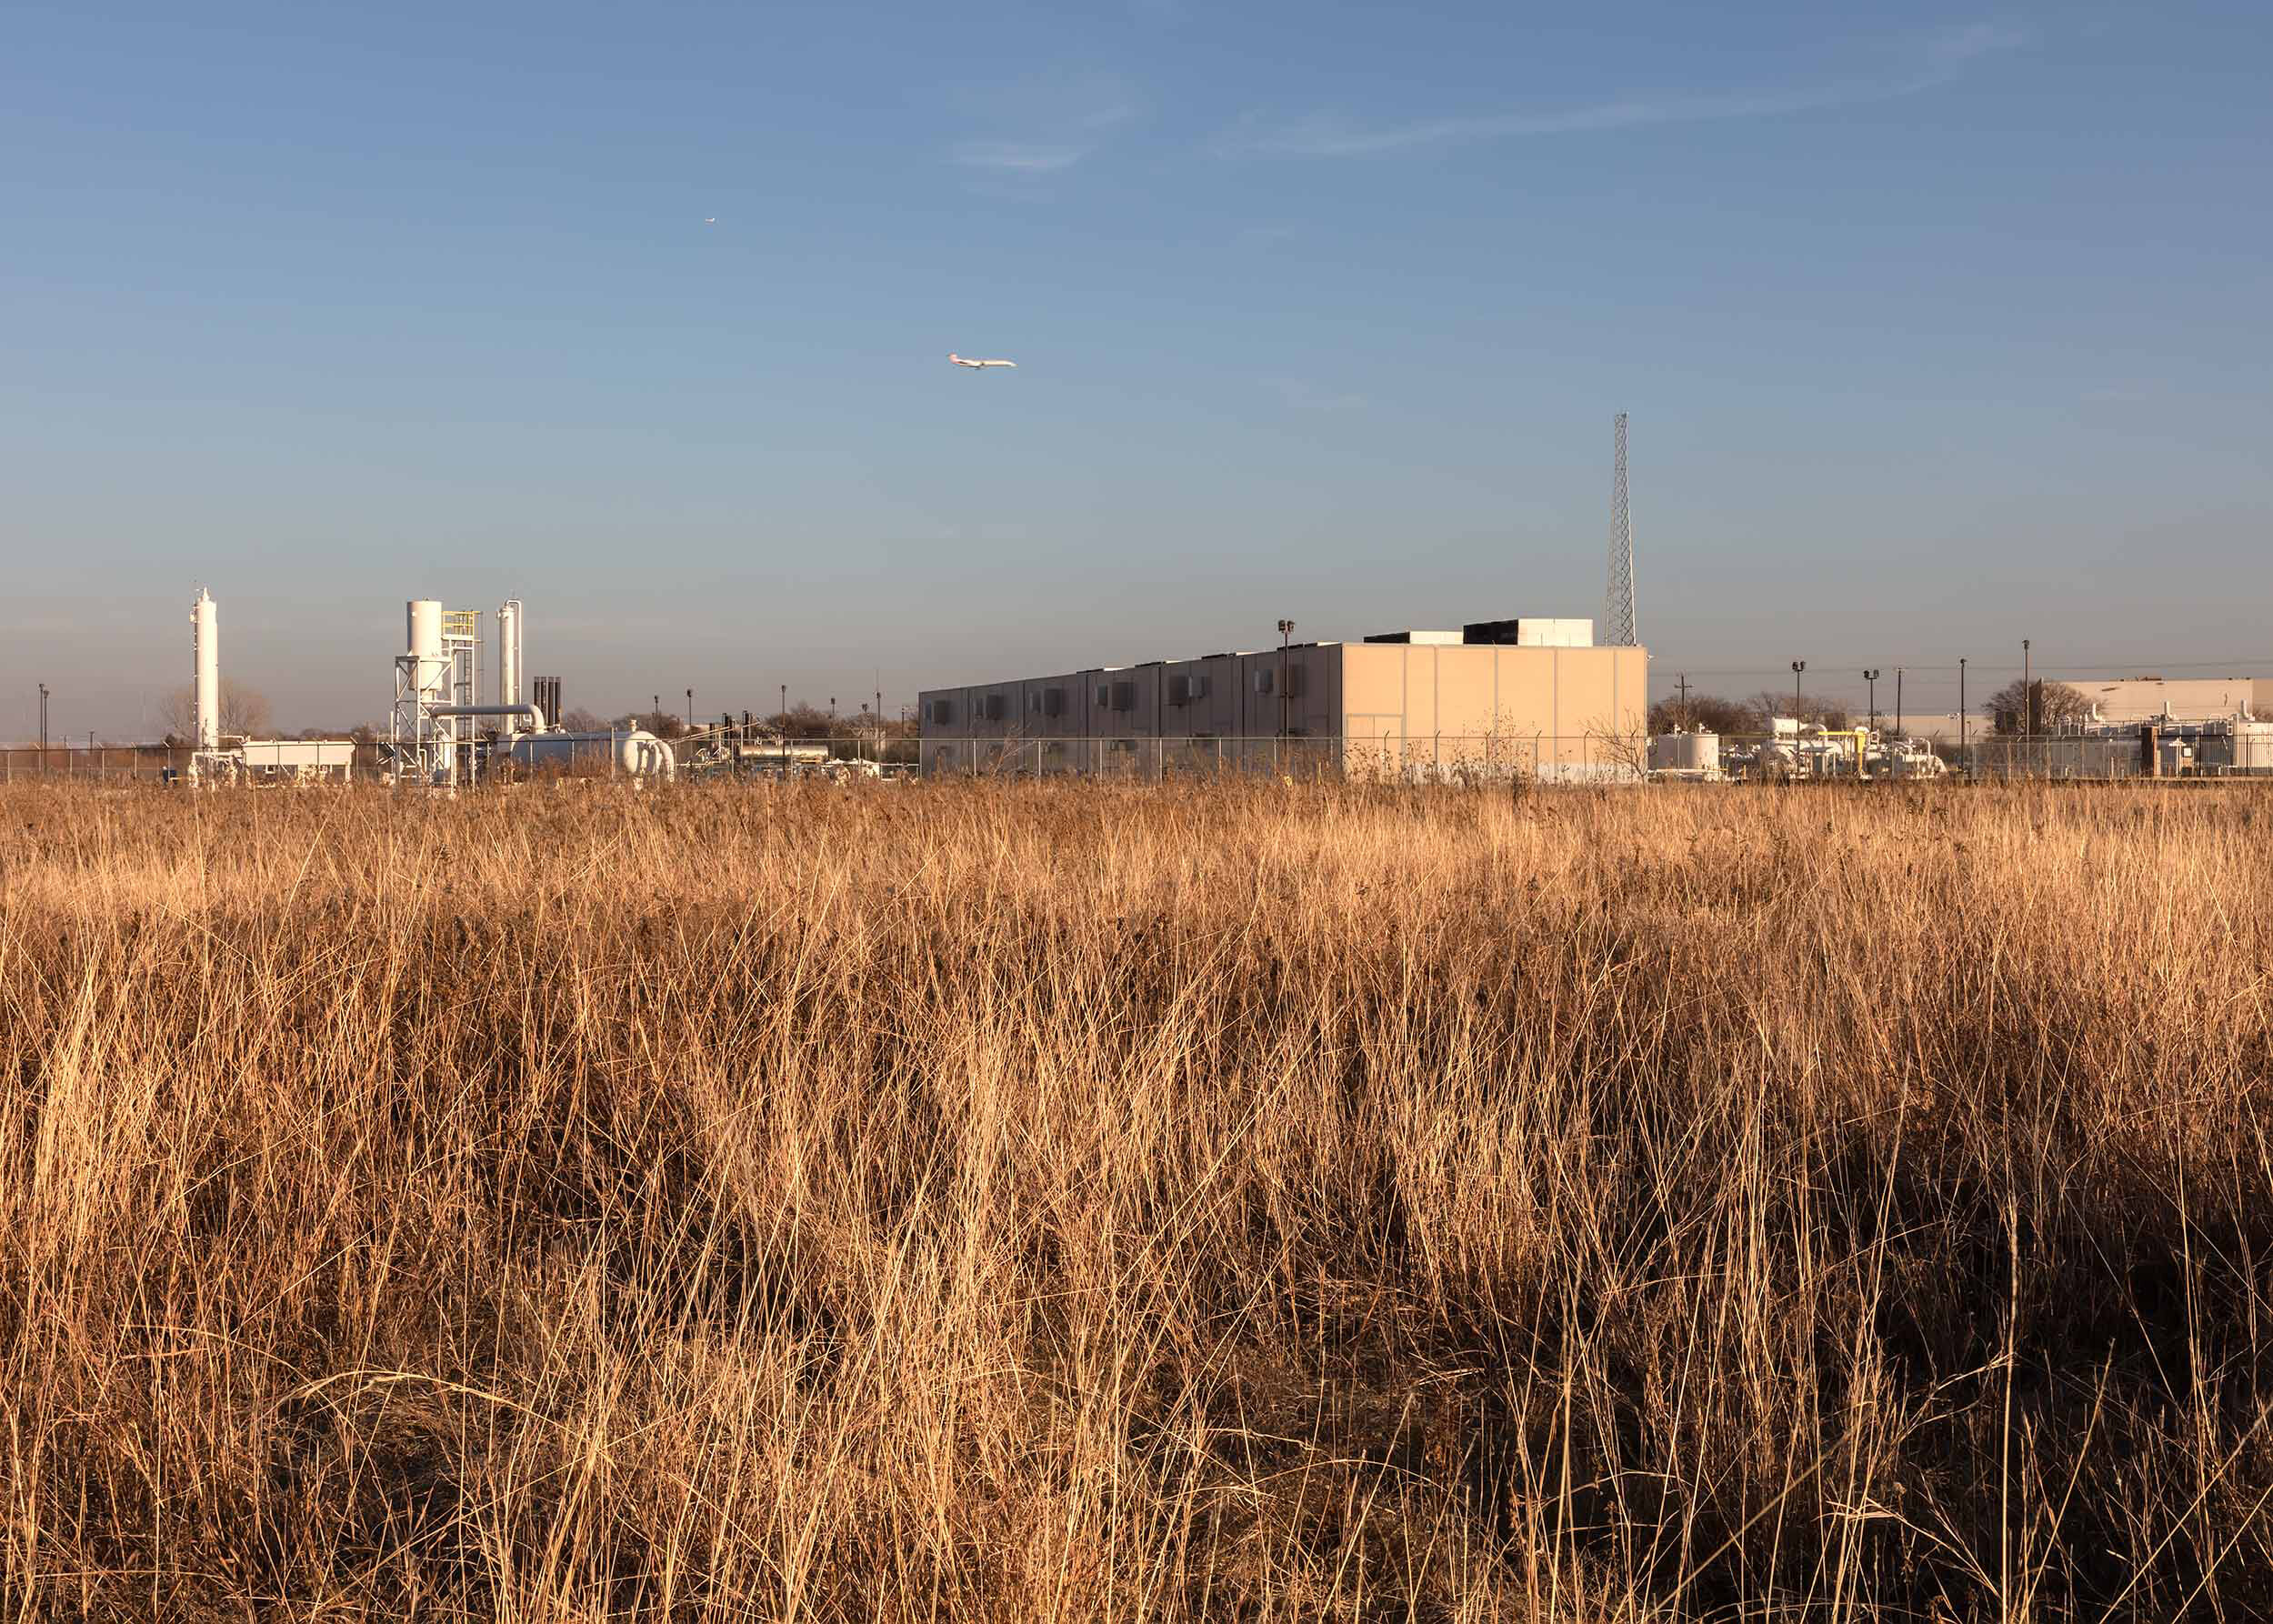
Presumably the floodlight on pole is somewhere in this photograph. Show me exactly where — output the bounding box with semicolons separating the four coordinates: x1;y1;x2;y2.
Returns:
1277;619;1295;737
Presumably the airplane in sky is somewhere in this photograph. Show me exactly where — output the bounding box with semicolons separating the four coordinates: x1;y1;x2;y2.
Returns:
948;354;1016;369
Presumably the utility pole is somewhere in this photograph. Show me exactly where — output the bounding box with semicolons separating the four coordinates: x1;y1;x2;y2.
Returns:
1895;667;1904;738
1675;672;1693;729
780;684;787;731
1277;619;1295;736
1959;658;1968;764
1790;661;1806;781
2022;639;2032;739
1863;669;1879;734
37;684;48;753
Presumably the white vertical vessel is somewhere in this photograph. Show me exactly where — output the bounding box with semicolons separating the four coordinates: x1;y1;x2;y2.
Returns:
496;599;523;736
193;587;220;749
406;598;453;780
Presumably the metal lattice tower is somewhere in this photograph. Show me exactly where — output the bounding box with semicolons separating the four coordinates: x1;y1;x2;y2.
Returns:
1606;412;1637;647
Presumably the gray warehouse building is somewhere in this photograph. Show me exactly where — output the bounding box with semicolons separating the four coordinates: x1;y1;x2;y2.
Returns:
918;618;1647;779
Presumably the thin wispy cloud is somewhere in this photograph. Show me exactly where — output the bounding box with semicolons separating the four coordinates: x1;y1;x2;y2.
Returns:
1224;22;2031;157
945;70;1140;182
953;141;1091;174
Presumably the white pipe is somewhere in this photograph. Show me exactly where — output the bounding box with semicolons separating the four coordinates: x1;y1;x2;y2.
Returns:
428;704;546;728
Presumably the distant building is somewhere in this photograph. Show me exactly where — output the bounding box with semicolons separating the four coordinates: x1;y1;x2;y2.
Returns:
2069;678;2272;726
917;618;1647;779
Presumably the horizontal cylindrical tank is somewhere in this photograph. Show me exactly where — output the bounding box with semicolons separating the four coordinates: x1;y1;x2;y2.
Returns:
500;728;676;780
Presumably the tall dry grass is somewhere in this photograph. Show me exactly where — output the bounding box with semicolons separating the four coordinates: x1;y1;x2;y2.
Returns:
1;778;2269;1620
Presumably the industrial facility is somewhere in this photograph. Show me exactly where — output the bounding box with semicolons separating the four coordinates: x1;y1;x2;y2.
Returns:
185;589;357;785
134;415;2273;792
387;596;675;785
916;617;1648;780
180;589;676;787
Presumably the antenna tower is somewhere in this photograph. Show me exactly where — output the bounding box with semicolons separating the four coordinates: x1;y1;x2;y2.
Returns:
1606;412;1637;646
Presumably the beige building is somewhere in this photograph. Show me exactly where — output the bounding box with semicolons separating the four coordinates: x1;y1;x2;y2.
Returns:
919;618;1647;779
2069;677;2273;725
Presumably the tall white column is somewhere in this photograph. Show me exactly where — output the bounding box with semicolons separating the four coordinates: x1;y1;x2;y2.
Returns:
193;588;220;748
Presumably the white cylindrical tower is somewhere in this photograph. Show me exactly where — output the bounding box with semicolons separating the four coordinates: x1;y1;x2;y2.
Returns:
406;599;446;701
496;599;523;734
406;598;451;781
193;588;220;748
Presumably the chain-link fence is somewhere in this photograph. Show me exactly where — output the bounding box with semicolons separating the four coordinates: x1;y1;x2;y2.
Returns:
2;744;194;781
914;734;1649;783
11;729;2265;787
1697;727;2273;782
0;742;395;783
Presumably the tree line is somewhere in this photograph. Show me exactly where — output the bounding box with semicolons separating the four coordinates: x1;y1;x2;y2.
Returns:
1651;677;2091;737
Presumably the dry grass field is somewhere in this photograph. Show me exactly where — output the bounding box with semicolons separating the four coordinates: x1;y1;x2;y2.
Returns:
3;778;2270;1620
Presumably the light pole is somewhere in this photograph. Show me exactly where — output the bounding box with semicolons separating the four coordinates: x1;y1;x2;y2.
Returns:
1863;669;1879;734
1791;660;1806;725
1895;667;1904;738
37;684;48;754
1959;658;1968;769
1277;619;1295;737
2021;639;2032;739
686;687;694;729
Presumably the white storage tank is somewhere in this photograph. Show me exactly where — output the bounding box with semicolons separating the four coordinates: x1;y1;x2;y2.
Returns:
2225;718;2273;774
1650;730;1721;776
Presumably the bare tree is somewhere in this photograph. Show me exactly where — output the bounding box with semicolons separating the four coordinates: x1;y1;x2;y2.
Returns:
1745;690;1850;731
1647;692;1757;736
160;681;274;741
1987;678;2091;735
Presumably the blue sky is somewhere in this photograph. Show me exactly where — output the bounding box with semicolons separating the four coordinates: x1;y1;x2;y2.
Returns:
4;2;2268;737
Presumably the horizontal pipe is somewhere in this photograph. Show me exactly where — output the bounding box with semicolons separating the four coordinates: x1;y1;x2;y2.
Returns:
426;704;546;728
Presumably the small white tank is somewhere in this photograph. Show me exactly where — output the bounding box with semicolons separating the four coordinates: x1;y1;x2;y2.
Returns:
1650;730;1721;775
